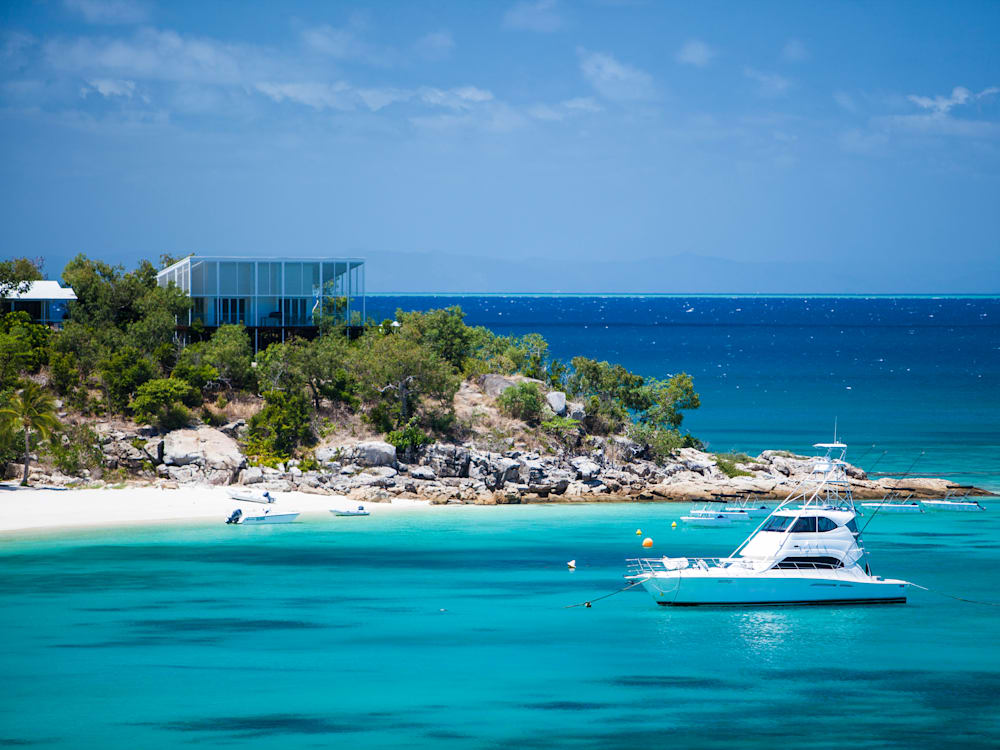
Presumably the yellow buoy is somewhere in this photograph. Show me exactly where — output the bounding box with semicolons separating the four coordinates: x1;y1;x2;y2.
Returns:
671;521;677;528
635;528;642;535
642;537;653;548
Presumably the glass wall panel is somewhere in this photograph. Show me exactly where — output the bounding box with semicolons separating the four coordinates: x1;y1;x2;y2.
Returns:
257;263;270;295
205;261;218;296
258;296;281;327
238;263;254;295
284;263;303;296
190;262;204;295
304;262;321;296
179;264;189;293
219;262;238;295
270;263;281;296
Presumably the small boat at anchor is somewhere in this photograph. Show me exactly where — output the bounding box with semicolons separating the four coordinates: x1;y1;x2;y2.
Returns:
922;492;985;512
225;508;300;525
628;442;909;607
681;511;733;527
331;505;370;517
860;493;923;513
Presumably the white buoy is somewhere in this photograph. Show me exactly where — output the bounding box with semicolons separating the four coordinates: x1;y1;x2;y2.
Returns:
567;560;576;569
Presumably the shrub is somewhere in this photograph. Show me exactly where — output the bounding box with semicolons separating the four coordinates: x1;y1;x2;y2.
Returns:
386;418;432;461
496;382;545;425
628;425;700;465
541;415;581;449
245;390;313;460
48;424;104;476
715;455;754;478
130;377;198;430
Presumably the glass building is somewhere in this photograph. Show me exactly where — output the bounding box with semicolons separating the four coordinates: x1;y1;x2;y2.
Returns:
156;256;365;345
1;280;76;326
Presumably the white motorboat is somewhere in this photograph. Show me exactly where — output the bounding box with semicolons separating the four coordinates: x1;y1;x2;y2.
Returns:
688;503;752;522
922;496;985;512
227;489;276;504
860;494;923;513
225;508;300;525
721;496;774;518
628;442;909;606
681;512;732;527
331;505;370;517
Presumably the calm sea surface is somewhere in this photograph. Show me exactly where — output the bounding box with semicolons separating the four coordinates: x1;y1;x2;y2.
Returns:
2;295;999;748
371;295;1000;491
2;506;999;749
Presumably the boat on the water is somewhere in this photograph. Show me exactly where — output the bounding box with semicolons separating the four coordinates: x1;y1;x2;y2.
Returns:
225;508;300;525
331;505;370;517
922;492;985;512
628;442;909;607
680;511;732;526
721;495;773;518
860;493;923;513
227;489;276;504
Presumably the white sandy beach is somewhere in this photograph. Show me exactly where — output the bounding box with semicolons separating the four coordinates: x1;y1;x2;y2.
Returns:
0;483;430;533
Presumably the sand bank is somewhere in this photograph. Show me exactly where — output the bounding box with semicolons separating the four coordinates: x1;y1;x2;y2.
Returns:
0;483;430;534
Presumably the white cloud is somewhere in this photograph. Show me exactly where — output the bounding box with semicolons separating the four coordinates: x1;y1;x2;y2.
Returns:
64;0;148;25
81;78;135;98
875;113;999;138
744;67;790;97
675;39;715;68
503;0;564;32
419;86;493;110
907;85;998;114
254;81;492;114
579;49;655;101
833;91;857;113
527;96;601;121
301;22;393;67
414;30;454;60
781;39;808;62
255;82;356;111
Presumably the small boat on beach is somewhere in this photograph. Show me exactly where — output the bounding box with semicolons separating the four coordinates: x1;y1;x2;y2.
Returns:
628;442;909;607
331;505;370;517
225;508;300;525
227;489;276;504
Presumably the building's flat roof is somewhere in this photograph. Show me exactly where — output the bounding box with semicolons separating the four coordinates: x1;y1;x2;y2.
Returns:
3;280;77;301
157;255;365;276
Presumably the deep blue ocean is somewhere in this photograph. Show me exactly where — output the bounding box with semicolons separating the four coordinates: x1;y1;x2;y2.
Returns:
2;296;999;749
370;295;1000;491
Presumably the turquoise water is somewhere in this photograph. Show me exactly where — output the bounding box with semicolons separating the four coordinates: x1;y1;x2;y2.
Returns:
3;505;999;748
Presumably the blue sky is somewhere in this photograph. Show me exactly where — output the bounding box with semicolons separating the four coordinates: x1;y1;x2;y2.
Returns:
1;0;998;291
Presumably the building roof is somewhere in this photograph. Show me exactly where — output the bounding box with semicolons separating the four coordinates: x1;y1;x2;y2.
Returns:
3;280;77;301
157;254;365;277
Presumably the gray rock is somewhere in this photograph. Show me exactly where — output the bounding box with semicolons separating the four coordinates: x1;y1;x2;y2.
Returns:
480;374;519;398
161;426;246;483
144;438;164;465
422;444;471;478
240;466;264;484
546;391;567;416
350;441;397;467
570;456;601;480
410;466;436;481
493;457;521;488
566;400;586;420
316;446;343;463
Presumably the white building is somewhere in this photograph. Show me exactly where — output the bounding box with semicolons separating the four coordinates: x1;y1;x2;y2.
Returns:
1;280;77;325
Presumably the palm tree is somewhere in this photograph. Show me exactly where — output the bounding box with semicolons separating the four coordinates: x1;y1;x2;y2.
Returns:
0;382;60;486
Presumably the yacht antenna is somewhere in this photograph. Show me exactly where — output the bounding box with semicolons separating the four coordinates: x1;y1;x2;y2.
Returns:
834;417;838;444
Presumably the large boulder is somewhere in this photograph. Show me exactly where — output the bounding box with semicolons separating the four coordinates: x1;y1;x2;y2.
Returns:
570;456;601;481
422;443;471;478
162;426;246;478
546;391;567;416
349;441;397;467
480;374;519;398
566;400;586;420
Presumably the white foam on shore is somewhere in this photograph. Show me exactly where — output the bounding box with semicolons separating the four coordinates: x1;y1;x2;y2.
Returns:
0;483;430;533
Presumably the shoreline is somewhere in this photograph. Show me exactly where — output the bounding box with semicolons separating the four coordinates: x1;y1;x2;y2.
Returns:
1;481;992;536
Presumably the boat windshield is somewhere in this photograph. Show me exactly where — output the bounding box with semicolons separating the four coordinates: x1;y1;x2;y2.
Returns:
760;515;795;532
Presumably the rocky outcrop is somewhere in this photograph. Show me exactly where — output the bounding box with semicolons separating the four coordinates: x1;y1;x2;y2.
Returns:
159;426;247;485
546;391;567;416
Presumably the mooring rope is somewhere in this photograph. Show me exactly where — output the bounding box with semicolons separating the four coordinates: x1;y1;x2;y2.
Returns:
564;580;644;608
909;583;1000;607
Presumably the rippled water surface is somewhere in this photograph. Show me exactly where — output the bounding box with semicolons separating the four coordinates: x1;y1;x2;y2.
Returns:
2;505;999;749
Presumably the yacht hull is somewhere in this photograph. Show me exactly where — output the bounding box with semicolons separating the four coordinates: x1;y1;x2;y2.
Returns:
859;503;923;513
639;572;907;606
239;512;300;525
921;501;984;512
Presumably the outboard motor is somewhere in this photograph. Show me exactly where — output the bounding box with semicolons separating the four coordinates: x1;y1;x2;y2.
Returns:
226;509;243;525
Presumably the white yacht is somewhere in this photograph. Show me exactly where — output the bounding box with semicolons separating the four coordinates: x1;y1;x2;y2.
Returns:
680;510;733;527
860;493;923;514
922;491;986;512
628;442;909;606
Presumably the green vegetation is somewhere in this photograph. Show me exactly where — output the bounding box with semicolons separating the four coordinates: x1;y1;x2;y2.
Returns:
497;381;546;425
0;382;59;485
714;453;754;478
0;252;707;477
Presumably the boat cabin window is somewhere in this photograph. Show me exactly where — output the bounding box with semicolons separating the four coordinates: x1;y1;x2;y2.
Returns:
816;517;838;532
761;515;794;532
846;519;860;534
774;556;843;569
790;516;817;533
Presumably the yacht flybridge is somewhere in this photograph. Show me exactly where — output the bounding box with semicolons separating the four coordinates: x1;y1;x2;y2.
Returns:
627;442;909;607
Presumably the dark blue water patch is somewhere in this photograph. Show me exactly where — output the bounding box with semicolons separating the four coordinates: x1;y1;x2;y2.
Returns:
152;713;429;739
608;674;733;690
522;701;616;711
128;617;325;633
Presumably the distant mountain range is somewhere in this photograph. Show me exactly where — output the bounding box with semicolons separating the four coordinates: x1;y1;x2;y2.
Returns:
362;250;1000;295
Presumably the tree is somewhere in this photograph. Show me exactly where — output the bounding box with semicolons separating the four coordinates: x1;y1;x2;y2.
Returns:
203;325;255;392
638;373;700;431
246;390;313;460
396;306;474;370
172;342;220;394
496;381;546;425
130;378;199;430
99;347;155;413
354;331;459;431
0;312;50;390
566;357;647;434
0;257;43;297
0;382;60;486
